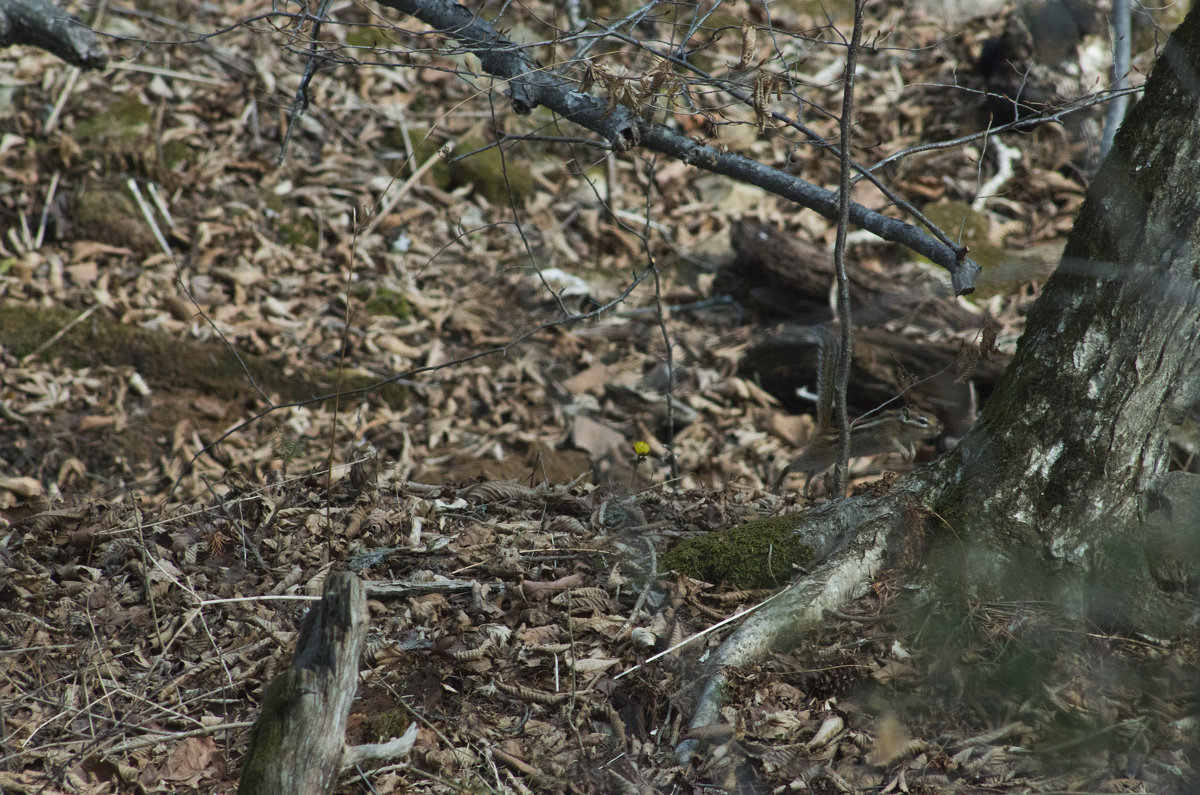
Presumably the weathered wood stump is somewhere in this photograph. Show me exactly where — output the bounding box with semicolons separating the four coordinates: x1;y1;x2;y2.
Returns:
239;571;415;794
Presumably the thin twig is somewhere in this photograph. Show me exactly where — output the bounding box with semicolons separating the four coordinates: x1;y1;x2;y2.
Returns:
34;171;60;250
104;721;256;756
613;588;789;680
375;0;980;293
127;178;173;261
831;1;866;498
21;303;103;364
277;0;334;165
362;142;454;239
107;60;228;85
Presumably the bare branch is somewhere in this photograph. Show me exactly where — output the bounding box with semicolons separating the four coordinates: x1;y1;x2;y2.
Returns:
374;0;981;295
0;0;107;68
831;1;866;497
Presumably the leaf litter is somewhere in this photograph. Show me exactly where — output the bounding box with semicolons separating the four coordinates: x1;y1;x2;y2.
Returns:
0;1;1196;793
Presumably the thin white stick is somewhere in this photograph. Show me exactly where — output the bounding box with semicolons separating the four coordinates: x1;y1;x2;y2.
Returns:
146;182;175;229
43;68;80;135
104;721;256;755
613;588;788;679
362;142;454;238
108;60;228;86
127;178;173;260
35;171;61;250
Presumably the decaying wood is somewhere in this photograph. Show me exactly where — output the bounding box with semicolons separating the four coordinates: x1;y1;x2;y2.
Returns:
742;323;1005;436
724;219;1002;433
721;219;982;330
238;571;415;794
677;483;920;763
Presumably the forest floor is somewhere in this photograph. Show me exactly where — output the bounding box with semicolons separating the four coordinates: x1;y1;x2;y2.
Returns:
1;0;1197;792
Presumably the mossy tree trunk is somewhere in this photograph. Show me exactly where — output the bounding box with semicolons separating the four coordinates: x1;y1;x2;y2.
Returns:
924;6;1200;626
680;4;1200;747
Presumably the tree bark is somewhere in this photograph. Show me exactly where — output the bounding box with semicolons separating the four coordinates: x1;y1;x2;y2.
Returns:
731;0;1200;646
0;0;107;68
930;4;1200;624
679;1;1200;759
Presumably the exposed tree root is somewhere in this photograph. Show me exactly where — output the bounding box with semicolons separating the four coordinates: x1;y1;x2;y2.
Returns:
676;481;928;763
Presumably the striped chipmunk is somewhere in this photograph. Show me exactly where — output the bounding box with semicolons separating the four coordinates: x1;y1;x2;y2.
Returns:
773;326;943;496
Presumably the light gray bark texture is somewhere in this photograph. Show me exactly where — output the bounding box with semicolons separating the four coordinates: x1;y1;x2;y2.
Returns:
939;4;1200;573
238;572;368;795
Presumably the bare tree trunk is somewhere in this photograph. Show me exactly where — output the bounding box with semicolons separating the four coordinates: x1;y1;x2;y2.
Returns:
678;3;1200;756
931;4;1200;625
0;0;107;68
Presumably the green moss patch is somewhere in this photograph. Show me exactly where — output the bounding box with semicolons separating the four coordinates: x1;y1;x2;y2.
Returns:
73;92;151;145
361;287;413;320
660;514;813;589
448;136;535;206
70;185;156;251
0;303;407;410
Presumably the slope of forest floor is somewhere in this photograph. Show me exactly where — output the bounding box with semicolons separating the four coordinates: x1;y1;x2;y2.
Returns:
1;1;1197;792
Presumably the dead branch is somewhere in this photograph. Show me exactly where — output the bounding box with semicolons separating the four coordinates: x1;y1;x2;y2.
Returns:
372;0;981;296
676;481;921;763
0;0;107;68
